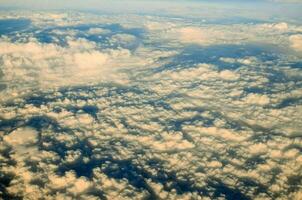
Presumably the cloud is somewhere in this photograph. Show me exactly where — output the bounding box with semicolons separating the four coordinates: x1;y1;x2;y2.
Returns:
147;21;302;51
0;38;114;93
0;33;174;101
244;93;270;106
3;127;38;146
87;27;111;35
0;10;302;200
177;27;209;45
289;34;302;52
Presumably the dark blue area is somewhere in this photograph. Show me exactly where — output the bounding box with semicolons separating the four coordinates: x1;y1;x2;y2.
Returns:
0;18;31;35
276;97;302;109
25;95;56;107
289;62;302;69
82;105;99;119
244;87;266;94
244;155;266;169
0;83;7;91
0;117;24;133
203;16;269;25
208;179;252;200
31;23;144;50
154;44;278;73
26;115;60;132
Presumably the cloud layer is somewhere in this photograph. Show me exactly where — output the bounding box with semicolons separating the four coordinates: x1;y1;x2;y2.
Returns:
0;9;302;200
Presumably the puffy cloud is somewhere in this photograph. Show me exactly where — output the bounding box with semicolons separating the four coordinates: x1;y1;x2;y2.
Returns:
219;70;240;81
87;27;111;35
289;34;302;52
0;9;302;200
111;34;137;45
0;37;173;101
3;127;38;146
244;93;270;106
177;27;209;45
272;22;289;30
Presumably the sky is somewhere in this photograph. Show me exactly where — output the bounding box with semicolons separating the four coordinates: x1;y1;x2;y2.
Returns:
1;0;302;24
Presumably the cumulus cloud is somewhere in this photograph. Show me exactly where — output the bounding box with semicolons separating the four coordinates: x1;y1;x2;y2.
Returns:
0;9;302;200
3;127;38;146
0;38;115;95
289;34;302;52
87;27;111;35
0;35;173;101
244;93;270;106
177;27;209;45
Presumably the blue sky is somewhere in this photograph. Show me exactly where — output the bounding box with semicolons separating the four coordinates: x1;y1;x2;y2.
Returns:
1;0;301;21
0;0;302;25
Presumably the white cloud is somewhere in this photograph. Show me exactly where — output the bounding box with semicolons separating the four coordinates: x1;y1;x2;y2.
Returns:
177;27;209;45
219;70;240;81
69;177;92;194
87;27;111;35
111;33;137;45
3;127;38;146
48;171;76;190
0;36;174;100
289;34;302;52
0;10;302;200
244;93;270;106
